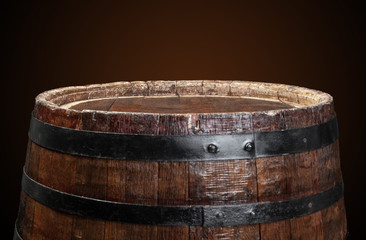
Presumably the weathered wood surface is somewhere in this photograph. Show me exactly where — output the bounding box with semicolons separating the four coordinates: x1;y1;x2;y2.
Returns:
69;96;293;113
17;80;347;239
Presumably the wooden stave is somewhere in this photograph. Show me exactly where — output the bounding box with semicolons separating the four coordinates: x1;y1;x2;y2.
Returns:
16;80;347;239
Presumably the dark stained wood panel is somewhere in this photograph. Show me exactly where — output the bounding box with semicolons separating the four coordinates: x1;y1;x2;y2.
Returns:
70;96;294;113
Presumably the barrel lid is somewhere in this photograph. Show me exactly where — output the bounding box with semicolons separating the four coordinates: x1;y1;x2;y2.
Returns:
33;80;335;134
64;95;294;113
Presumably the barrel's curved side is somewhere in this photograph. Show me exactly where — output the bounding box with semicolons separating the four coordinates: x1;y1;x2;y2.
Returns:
15;140;347;240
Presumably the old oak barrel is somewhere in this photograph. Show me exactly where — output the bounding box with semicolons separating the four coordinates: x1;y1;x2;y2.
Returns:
14;81;347;240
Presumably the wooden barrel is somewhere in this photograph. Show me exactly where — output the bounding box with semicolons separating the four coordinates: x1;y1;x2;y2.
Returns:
14;81;347;240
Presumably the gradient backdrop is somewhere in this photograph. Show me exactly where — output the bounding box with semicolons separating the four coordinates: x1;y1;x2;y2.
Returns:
2;1;365;239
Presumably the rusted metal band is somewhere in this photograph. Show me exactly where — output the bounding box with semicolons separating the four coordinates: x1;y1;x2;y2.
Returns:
28;115;339;161
21;168;344;227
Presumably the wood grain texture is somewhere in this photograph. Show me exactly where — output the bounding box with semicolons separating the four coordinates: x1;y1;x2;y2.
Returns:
188;160;258;205
70;96;293;113
31;200;73;240
321;198;347;240
16;80;347;239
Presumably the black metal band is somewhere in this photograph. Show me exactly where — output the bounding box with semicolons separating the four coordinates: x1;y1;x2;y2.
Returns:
22;168;344;227
28;115;339;161
13;224;22;240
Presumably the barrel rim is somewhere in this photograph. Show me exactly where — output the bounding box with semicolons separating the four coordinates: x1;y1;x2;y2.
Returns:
34;80;333;116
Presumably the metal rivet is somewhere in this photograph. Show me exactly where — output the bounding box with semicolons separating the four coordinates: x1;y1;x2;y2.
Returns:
308;202;313;208
207;144;219;153
247;208;255;216
244;142;254;152
303;137;308;143
216;212;224;219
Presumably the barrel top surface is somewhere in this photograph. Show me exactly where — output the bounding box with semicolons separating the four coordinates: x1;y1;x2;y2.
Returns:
67;96;293;113
33;80;335;134
36;80;332;114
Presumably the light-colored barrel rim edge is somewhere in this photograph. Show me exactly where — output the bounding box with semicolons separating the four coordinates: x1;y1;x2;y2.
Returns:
35;80;333;116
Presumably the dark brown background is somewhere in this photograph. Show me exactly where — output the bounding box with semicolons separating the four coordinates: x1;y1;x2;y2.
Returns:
2;1;365;239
